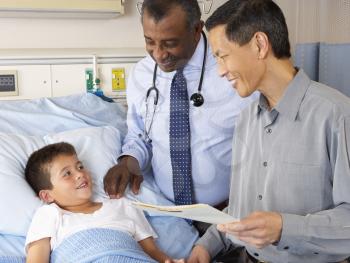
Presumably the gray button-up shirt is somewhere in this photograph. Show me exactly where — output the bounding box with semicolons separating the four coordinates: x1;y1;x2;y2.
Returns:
197;70;350;263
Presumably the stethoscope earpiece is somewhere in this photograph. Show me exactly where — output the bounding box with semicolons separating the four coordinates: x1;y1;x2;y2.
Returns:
190;92;204;107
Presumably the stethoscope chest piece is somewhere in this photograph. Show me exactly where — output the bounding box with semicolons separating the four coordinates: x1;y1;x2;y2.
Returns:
190;92;204;107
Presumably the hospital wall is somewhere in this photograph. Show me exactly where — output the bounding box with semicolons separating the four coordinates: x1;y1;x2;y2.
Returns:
0;0;304;101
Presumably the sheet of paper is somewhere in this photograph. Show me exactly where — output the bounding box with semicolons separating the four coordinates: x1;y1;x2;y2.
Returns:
132;201;238;225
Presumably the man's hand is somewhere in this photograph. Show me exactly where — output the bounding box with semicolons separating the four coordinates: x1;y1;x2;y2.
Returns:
103;156;143;198
187;245;211;263
217;211;282;249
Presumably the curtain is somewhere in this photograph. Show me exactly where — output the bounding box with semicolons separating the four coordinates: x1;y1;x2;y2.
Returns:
291;0;350;96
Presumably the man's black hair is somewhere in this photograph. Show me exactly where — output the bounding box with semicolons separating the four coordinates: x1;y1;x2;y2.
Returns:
205;0;291;59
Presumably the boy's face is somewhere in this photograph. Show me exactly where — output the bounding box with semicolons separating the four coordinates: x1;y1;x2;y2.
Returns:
39;154;93;209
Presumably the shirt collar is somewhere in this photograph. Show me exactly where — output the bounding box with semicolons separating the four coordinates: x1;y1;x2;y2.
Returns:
257;69;311;121
154;32;215;77
185;33;216;71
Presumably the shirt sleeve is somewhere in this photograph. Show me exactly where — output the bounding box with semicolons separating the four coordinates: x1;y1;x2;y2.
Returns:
195;207;236;258
119;64;152;170
25;204;59;254
277;115;350;257
123;199;157;241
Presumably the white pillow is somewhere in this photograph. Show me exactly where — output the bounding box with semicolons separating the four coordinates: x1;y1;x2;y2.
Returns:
0;126;121;236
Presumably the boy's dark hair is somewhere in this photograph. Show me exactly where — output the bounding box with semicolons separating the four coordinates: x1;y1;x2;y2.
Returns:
141;0;201;30
25;142;76;195
205;0;291;59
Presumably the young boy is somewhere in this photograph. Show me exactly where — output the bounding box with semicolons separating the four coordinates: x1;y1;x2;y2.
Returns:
24;142;178;263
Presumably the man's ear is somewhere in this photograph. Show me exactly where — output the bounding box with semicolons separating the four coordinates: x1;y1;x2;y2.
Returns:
253;32;269;60
39;190;54;203
194;20;204;41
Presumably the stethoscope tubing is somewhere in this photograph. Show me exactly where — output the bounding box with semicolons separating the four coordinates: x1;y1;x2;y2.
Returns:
142;31;208;143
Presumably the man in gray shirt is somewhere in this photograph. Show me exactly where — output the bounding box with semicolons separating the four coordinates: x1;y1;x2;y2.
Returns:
187;0;350;262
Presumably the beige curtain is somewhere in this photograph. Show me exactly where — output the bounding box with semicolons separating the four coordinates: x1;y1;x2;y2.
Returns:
275;0;350;95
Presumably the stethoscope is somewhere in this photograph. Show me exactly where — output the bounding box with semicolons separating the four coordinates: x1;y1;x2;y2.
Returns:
141;31;208;143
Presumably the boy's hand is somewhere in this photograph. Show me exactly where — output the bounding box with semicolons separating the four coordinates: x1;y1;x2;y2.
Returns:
187;245;210;263
165;259;185;263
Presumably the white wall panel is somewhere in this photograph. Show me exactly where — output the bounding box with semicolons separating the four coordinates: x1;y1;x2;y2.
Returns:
51;64;89;97
0;65;51;100
50;62;136;97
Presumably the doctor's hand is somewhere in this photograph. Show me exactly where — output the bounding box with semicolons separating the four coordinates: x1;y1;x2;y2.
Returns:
187;245;211;263
103;156;143;198
217;211;282;249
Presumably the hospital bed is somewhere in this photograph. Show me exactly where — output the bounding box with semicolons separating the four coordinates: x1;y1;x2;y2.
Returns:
0;93;198;262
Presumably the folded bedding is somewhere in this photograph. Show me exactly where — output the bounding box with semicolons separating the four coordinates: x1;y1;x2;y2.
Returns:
51;228;156;263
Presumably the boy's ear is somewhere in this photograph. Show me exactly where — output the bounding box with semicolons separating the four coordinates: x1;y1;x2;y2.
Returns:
39;190;54;203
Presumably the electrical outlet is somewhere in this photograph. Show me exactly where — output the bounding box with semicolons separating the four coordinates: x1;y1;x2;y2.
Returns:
112;68;126;91
85;68;94;92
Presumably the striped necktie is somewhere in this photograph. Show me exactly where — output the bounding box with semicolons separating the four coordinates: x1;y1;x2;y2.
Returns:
169;68;193;206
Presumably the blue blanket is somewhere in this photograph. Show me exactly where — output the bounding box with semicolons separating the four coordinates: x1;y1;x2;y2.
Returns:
51;228;157;263
0;256;24;263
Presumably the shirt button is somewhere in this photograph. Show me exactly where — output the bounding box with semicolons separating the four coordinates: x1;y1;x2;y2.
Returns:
266;128;272;134
254;253;259;257
263;161;268;167
284;246;289;250
258;195;263;200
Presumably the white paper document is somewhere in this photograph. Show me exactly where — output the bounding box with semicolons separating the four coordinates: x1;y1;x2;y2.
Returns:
132;201;238;225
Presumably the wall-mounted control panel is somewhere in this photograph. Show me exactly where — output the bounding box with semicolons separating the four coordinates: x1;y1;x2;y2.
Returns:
0;70;18;97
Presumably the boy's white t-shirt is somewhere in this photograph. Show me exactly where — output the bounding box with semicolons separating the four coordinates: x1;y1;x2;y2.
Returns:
25;198;157;252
